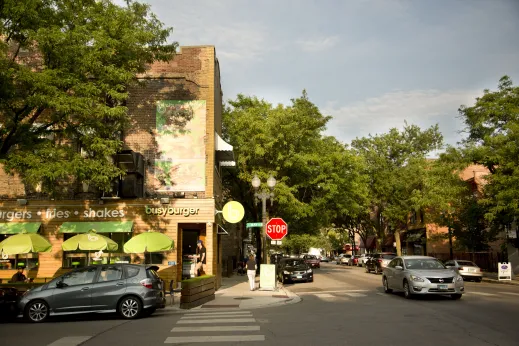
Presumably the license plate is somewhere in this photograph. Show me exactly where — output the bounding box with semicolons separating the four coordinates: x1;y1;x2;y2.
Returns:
438;284;448;290
469;269;475;272
296;275;302;279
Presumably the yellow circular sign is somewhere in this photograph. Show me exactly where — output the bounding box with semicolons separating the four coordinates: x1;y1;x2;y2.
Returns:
222;201;245;223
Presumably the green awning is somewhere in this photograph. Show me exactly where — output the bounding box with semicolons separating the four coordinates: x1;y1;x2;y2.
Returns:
0;222;41;234
59;221;133;234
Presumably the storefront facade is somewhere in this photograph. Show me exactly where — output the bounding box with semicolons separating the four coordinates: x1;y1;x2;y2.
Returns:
0;46;233;288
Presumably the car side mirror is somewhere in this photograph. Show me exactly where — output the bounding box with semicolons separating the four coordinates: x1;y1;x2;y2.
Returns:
56;280;64;288
445;266;452;269
395;265;403;270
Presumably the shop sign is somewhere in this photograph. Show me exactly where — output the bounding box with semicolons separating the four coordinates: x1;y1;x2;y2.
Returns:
0;207;126;221
498;262;512;281
145;206;200;217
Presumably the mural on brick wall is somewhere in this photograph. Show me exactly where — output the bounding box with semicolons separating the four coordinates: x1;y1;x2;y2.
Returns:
155;100;206;191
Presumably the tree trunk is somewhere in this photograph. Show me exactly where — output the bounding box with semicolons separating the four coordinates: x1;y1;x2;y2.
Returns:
395;231;402;256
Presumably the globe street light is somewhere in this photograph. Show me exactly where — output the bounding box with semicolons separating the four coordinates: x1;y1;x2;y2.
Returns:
251;174;276;264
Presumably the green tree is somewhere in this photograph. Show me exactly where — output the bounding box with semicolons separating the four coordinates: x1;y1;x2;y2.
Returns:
457;76;519;225
0;0;176;194
351;124;444;255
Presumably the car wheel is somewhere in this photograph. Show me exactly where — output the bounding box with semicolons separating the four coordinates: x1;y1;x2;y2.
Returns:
119;296;142;319
25;300;49;323
383;277;393;293
374;266;379;274
475;277;482;283
403;280;413;299
451;294;462;300
365;265;370;273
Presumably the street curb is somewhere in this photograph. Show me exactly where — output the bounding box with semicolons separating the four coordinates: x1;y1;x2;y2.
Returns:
482;278;519;286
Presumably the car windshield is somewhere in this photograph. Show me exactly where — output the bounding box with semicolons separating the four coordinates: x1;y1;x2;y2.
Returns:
404;258;446;270
457;261;477;266
381;254;396;259
306;255;317;259
283;260;305;266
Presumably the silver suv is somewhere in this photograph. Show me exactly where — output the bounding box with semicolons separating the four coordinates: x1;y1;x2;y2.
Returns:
19;264;164;323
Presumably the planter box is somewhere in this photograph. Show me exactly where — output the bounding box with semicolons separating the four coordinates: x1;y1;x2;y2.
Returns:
180;275;215;309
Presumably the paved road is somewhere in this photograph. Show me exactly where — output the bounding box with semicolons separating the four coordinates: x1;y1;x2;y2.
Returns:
1;263;519;345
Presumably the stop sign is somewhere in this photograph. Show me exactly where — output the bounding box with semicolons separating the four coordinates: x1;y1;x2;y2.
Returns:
266;218;288;240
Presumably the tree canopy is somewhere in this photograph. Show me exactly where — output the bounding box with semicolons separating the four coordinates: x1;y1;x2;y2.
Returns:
0;0;176;194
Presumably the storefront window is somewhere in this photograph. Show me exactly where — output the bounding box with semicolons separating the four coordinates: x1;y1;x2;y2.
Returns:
0;234;39;270
62;233;132;268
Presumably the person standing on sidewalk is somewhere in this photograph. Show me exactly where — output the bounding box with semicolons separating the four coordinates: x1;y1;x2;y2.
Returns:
246;255;257;291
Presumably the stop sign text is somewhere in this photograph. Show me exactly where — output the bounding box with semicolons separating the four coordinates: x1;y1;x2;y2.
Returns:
266;217;288;240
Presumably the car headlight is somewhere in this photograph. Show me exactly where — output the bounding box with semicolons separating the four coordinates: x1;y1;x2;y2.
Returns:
456;275;463;282
283;271;290;275
410;275;424;282
306;269;312;273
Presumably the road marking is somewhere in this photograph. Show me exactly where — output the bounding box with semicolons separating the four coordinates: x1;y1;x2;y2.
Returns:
295;289;368;295
172;326;261;332
181;314;253;320
498;292;519;296
183;311;252;317
344;292;366;297
165;335;265;343
177;318;256;324
466;292;496;296
315;293;335;298
47;336;92;346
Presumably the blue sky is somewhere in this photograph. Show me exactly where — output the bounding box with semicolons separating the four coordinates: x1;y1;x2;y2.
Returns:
139;0;519;148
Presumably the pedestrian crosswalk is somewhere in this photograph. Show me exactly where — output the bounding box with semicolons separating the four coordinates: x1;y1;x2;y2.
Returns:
165;310;265;344
295;289;519;300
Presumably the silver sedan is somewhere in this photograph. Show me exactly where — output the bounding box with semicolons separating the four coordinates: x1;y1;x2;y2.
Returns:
382;256;465;300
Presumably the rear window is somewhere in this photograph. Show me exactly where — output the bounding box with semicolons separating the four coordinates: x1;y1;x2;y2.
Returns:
146;268;160;280
125;266;140;279
306;255;317;259
457;261;477;267
381;254;396;259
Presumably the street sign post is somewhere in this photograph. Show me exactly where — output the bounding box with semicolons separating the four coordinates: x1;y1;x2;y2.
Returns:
266;218;288;241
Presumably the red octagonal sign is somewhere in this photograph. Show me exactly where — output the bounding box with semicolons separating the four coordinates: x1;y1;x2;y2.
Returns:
266;217;288;240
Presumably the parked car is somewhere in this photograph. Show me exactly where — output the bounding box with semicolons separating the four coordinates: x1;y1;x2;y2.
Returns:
302;255;321;268
277;258;313;284
444;260;483;282
357;254;370;267
339;254;352;265
320;256;330;263
18;264;165;323
382;256;464;300
348;255;360;266
0;287;21;320
365;253;397;274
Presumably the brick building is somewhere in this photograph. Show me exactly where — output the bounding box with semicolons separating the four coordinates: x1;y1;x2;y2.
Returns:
0;46;234;288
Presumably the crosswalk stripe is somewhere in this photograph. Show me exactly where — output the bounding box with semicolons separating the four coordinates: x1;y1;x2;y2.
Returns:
315;293;335;298
177;318;256;324
181;314;253;320
296;289;368;294
184;311;252;317
164;335;265;343
172;326;261;332
344;292;366;297
47;336;92;346
498;292;519;296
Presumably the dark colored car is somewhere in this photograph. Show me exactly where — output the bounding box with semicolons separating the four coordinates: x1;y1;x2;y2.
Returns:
302;255;320;268
18;264;164;323
365;253;397;274
278;258;313;284
0;287;21;320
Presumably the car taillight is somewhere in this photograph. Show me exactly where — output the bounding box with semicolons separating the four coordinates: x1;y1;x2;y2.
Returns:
458;267;464;271
140;278;153;289
378;259;382;263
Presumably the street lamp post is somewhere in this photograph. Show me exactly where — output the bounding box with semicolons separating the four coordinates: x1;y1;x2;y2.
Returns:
251;174;276;264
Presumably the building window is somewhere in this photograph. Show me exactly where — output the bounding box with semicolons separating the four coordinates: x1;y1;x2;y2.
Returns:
0;234;39;270
62;233;132;268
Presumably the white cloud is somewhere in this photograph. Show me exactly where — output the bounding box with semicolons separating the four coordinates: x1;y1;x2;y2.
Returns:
322;89;481;147
296;36;340;52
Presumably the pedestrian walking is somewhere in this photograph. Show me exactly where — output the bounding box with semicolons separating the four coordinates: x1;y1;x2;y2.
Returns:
246;255;257;291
